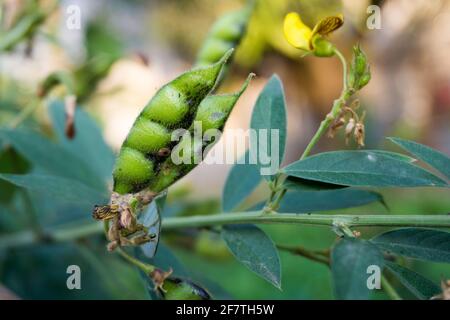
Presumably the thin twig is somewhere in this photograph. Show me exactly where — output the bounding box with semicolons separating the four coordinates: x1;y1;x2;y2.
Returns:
277;244;330;265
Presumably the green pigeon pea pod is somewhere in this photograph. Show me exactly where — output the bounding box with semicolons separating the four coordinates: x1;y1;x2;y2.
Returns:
191;72;254;132
195;2;254;67
158;277;211;300
113;49;235;195
147;73;254;194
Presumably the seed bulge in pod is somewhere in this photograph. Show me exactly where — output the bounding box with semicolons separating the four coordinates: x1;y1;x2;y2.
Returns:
141;49;233;127
148;134;203;193
113;148;154;194
124;118;171;154
194;73;254;131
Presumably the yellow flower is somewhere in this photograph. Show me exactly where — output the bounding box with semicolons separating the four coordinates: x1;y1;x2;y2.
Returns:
283;12;344;57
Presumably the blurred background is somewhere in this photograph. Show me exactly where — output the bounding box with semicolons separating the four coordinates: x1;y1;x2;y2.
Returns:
0;0;449;299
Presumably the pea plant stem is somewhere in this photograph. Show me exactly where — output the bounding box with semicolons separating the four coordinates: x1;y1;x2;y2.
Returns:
116;247;155;274
276;244;330;265
381;275;402;300
1;213;449;250
162;212;450;230
300;47;350;160
267;47;350;210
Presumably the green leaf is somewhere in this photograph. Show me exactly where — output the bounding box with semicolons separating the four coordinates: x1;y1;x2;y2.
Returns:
283;176;346;191
138;201;162;259
250;75;287;180
282;150;447;188
49;101;115;182
388;137;450;180
0;173;107;205
277;189;383;212
1;243;147;299
331;238;385;300
221;224;281;288
0;129;105;190
0;145;29;204
222;150;261;212
371;228;450;263
370;150;416;163
385;261;440;300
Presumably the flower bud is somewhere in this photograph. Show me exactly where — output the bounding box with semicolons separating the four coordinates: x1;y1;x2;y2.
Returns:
348;44;371;90
354;122;365;147
358;72;371;89
328;117;345;138
312;36;335;57
355;53;366;75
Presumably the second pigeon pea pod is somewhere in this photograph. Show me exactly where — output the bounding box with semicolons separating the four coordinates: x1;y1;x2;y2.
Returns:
195;4;253;67
147;73;254;194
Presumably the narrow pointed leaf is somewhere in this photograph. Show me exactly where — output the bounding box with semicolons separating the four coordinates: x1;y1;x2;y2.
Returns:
0;173;107;205
0;129;104;190
388;137;450;180
331;238;385;300
282;150;447;188
250;75;287;180
49;101;115;182
222;150;261;212
221;224;281;288
385;261;440;300
371;228;450;263
278;189;383;212
283;176;346;191
138;201;162;259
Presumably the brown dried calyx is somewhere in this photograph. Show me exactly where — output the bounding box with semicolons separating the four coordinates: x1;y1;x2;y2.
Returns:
150;268;173;292
327;99;366;148
92;190;158;251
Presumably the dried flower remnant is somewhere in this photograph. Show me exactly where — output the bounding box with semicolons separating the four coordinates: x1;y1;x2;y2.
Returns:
432;280;450;300
64;95;77;139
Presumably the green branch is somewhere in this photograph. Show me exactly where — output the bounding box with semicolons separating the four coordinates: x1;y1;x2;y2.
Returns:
162;212;450;230
381;275;402;300
277;244;330;265
300;47;350;160
1;213;449;250
267;47;351;211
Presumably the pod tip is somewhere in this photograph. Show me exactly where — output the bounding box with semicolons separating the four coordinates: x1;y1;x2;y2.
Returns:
218;48;235;65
